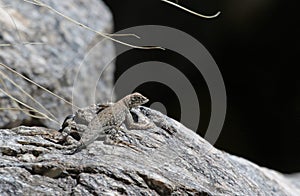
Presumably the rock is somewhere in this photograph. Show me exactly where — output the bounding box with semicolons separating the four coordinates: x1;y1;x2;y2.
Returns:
0;0;115;129
0;106;299;195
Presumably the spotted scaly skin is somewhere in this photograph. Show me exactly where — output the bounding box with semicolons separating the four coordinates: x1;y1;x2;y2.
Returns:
71;92;153;154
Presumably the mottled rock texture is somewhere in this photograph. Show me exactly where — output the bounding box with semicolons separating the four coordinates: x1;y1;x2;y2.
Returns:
0;0;115;129
0;106;299;195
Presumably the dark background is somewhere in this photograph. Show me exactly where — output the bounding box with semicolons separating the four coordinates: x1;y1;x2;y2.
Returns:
103;0;300;173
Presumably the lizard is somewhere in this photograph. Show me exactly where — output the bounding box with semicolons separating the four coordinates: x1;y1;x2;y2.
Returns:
62;92;155;154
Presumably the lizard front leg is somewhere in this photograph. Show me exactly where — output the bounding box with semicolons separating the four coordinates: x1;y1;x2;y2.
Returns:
125;110;155;130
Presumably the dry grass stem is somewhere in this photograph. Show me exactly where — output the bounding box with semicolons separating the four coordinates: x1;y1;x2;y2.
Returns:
0;42;45;47
0;70;59;122
0;63;80;110
0;88;59;124
23;0;164;50
161;0;221;19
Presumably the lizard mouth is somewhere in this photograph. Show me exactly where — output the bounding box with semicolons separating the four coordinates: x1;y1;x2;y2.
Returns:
141;97;149;105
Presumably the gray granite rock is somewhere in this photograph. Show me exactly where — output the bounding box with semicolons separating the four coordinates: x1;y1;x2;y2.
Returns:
0;106;299;195
0;0;115;129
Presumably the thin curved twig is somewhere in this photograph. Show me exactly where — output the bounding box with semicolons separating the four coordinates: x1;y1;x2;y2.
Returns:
161;0;221;19
23;0;164;50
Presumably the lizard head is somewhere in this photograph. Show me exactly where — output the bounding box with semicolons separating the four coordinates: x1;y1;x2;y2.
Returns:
125;92;149;108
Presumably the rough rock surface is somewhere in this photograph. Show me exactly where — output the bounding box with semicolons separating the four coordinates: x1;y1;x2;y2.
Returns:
0;0;115;128
0;105;299;195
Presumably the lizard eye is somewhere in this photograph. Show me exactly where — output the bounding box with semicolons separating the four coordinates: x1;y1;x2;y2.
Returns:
128;92;149;107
